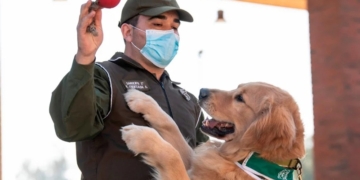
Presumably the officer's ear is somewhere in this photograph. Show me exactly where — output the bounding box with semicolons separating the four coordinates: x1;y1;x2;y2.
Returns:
121;23;133;43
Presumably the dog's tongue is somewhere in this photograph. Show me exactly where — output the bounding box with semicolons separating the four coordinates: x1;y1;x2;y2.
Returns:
203;118;219;128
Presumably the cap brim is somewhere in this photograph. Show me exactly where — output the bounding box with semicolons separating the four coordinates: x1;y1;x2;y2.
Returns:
140;6;193;22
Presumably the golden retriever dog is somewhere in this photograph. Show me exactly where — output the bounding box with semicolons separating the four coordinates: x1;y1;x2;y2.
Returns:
121;82;305;180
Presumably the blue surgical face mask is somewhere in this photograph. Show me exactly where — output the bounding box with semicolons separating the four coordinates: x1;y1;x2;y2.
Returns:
130;25;179;68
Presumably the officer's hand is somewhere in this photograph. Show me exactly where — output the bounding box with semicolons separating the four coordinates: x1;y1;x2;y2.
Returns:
75;0;103;65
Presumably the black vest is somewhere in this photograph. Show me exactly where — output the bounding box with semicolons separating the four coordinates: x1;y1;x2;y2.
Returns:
77;53;201;180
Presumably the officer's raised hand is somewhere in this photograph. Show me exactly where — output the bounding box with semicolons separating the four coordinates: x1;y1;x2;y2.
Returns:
76;0;103;65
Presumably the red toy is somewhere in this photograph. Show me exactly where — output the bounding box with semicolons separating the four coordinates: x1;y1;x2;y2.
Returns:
97;0;120;8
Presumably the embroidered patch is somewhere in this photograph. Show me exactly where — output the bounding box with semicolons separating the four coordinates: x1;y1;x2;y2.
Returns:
122;80;150;91
278;169;292;179
179;89;191;101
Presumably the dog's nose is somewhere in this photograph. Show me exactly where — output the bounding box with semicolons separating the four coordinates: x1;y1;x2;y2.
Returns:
199;88;210;100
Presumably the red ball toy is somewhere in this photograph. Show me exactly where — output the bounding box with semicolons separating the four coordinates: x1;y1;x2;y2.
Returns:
97;0;120;8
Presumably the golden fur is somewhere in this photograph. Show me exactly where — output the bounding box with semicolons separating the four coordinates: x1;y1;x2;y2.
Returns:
121;82;305;180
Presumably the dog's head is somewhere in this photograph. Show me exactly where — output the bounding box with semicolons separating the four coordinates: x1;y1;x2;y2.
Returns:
199;82;305;161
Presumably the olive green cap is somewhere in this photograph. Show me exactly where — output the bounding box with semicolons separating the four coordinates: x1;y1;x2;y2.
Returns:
118;0;193;27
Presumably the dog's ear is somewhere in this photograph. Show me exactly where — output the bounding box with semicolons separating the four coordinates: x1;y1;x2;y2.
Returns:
241;98;296;157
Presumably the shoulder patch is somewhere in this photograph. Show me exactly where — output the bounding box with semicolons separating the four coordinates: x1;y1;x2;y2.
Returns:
179;89;191;101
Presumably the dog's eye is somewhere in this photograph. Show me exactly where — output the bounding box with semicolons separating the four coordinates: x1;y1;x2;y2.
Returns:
235;94;245;103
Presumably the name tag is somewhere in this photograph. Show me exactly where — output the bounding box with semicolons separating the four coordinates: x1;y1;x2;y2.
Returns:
122;80;150;91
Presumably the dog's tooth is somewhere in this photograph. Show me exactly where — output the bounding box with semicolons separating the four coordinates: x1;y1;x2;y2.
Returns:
224;123;233;127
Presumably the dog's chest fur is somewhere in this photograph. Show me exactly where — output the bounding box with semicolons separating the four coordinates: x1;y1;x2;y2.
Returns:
188;141;254;180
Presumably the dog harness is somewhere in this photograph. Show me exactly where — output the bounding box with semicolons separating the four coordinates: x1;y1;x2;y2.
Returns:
236;152;303;180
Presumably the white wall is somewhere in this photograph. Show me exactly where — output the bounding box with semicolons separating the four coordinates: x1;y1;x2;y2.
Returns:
0;0;312;179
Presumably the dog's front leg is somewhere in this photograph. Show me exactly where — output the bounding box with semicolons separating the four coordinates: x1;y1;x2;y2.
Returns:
124;89;194;169
121;124;190;180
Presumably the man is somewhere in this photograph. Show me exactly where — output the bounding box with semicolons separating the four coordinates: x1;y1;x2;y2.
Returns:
49;0;208;179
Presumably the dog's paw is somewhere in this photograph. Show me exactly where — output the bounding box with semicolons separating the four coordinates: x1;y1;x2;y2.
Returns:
120;124;163;155
124;89;159;114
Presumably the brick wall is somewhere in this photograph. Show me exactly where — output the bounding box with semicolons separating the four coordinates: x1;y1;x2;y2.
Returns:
308;0;360;179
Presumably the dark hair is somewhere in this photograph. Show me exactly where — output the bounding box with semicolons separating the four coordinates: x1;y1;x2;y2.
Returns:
122;15;139;27
122;15;139;43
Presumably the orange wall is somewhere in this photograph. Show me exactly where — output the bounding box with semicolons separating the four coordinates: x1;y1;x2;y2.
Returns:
236;0;307;9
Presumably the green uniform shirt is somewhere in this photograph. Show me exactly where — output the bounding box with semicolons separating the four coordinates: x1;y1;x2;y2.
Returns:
49;57;208;143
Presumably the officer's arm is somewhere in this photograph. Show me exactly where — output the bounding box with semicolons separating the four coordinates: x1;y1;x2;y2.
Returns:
49;58;110;142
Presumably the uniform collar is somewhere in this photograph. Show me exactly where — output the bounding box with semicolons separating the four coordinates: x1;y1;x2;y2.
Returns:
109;52;176;84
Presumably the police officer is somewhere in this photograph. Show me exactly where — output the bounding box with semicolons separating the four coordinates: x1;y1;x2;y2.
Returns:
49;0;208;179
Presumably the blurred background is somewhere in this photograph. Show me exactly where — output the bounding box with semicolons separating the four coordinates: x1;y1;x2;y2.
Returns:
0;0;317;179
